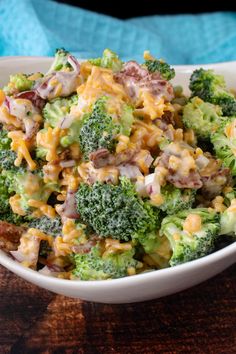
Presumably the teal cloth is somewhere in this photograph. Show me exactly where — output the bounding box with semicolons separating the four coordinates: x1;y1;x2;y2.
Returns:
1;0;236;64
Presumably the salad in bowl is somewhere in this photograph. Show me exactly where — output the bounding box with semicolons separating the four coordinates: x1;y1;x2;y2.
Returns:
0;48;235;282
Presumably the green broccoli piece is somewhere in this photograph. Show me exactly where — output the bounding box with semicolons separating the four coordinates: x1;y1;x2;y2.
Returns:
43;95;78;128
39;240;52;258
0;174;12;214
218;199;236;236
0;210;25;225
0;129;17;170
60;119;83;148
211;117;236;176
160;208;220;266
78;97;120;158
76;177;160;242
119;104;134;136
61;101;133;150
0;128;11;150
35;146;48;160
89;49;122;72
182;97;223;139
145;59;175;80
0;171;25;225
28;216;62;236
189;68;236;116
3;73;34;95
0;150;17;171
223;188;236;207
159;185;196;215
9;171;58;216
138;232;172;269
73;243;139;280
48;48;72;72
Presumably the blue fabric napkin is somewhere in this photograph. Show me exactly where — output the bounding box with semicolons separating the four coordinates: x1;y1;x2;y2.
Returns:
1;0;236;64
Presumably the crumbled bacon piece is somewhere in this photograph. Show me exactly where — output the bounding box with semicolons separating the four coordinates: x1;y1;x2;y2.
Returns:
0;221;26;253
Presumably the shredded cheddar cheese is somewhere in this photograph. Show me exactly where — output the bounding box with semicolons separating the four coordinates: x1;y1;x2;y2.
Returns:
28;199;56;218
135;92;168;120
183;214;202;234
9;194;26;216
53;220;87;257
211;196;227;213
43;162;63;183
36;127;64;162
0;105;22;128
8;130;36;170
77;66;129;112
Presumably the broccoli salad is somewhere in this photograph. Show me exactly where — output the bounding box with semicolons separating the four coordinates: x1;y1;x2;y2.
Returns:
0;49;235;280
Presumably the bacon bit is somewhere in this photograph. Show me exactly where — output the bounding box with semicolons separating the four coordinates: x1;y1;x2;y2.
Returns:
157;151;202;189
0;221;26;253
201;167;231;199
89;148;111;168
72;239;98;254
57;190;80;220
115;61;174;103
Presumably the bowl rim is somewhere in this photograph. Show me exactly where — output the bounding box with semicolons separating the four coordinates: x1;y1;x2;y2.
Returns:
0;241;235;288
0;56;235;289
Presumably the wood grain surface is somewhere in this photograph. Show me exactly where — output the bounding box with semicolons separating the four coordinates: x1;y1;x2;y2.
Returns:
0;264;236;354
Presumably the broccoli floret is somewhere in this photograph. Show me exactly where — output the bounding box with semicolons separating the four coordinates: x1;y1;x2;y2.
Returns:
134;230;161;254
79;97;120;158
39;240;52;258
160;208;220;266
0;210;25;225
140;233;172;268
3;73;34;95
182;97;223;139
119;104;134;136
159;185;196;215
211;118;236;176
0;129;18;171
48;48;72;72
189;68;236;116
0;171;25;225
223;188;236;207
9;171;58;216
0;150;17;171
43;95;78;128
145;59;175;80
73;243;139;280
89;49;122;72
29;216;62;236
35;146;48;160
0;174;12;214
0;128;11;150
76;177;160;241
218;198;236;236
60;119;83;148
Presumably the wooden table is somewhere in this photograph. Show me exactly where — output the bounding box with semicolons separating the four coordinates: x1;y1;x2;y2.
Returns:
0;264;235;354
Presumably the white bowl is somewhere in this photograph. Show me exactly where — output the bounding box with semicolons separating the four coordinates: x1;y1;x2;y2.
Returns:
0;56;235;304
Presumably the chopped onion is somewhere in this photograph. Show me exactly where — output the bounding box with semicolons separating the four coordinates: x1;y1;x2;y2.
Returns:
118;164;142;180
60;160;76;168
58;113;75;129
144;173;160;195
196;155;210;170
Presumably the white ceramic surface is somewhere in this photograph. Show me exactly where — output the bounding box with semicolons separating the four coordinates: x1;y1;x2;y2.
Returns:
0;57;235;304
